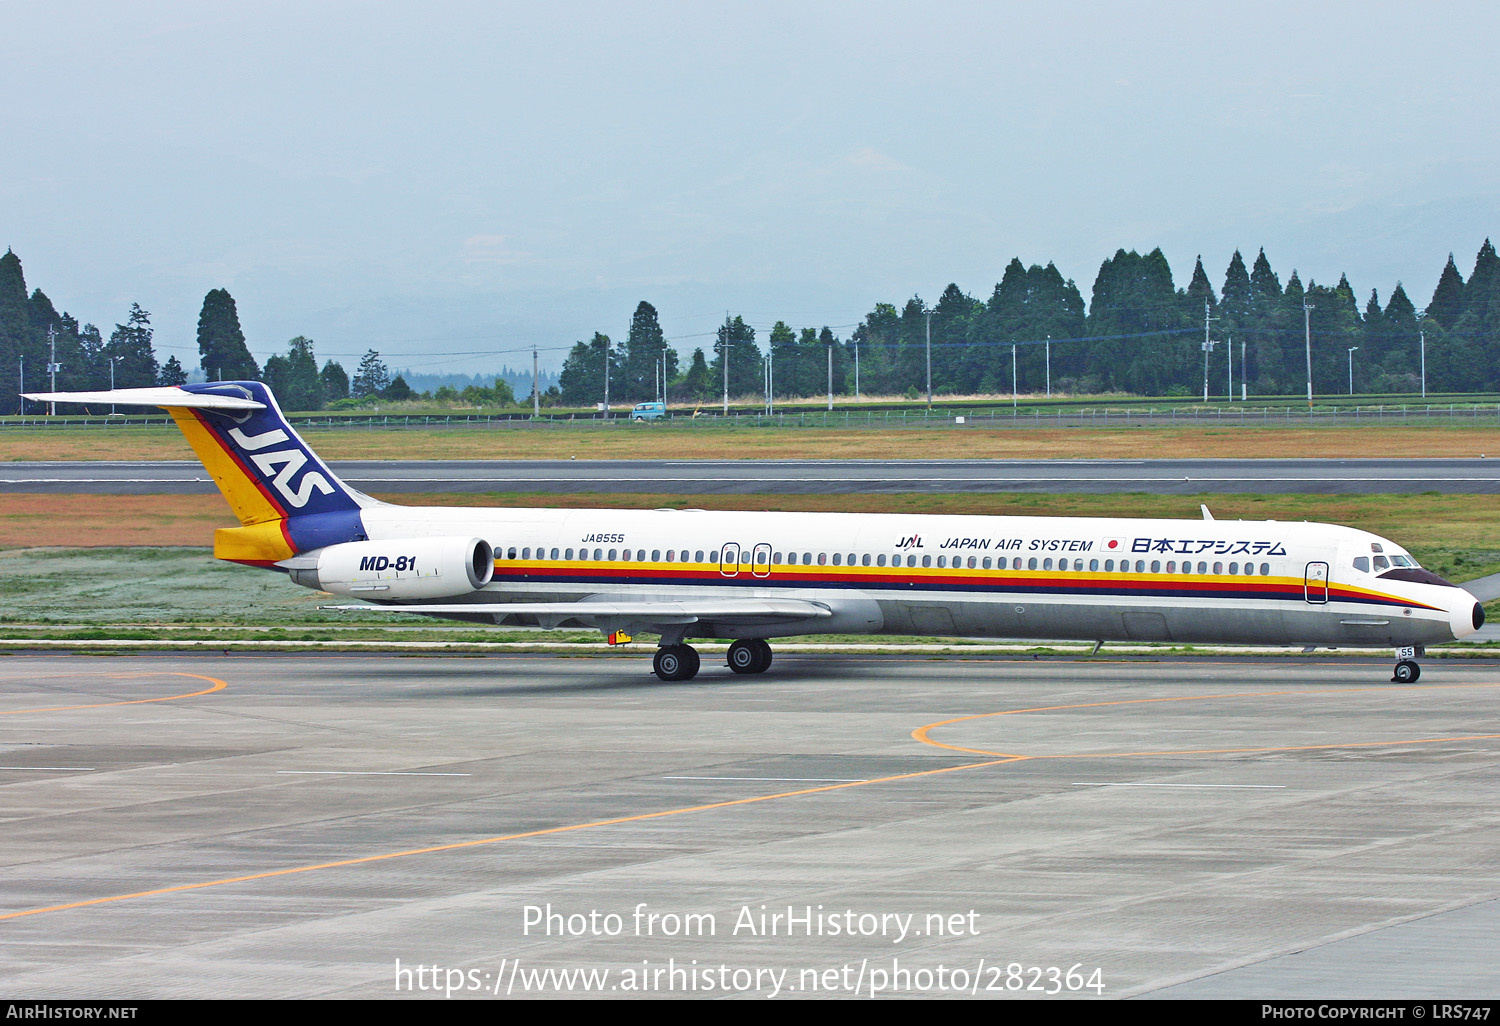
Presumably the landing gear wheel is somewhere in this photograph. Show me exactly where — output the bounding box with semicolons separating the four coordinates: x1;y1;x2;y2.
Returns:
1392;659;1421;684
728;639;772;674
654;645;701;682
727;639;760;674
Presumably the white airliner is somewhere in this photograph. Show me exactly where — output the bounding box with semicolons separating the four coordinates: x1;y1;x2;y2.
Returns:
24;382;1485;682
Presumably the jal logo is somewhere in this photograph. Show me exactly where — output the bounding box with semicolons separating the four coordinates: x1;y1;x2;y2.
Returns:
228;426;335;508
896;534;924;550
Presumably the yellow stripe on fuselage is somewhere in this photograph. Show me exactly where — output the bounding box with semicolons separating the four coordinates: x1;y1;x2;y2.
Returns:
169;408;284;526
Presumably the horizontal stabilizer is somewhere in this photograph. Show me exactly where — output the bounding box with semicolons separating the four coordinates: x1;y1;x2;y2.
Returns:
21;387;265;411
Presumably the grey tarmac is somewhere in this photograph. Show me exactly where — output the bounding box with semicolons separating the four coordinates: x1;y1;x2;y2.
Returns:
5;456;1500;495
2;651;1499;999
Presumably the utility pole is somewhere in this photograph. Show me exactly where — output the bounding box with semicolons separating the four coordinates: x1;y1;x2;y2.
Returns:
853;336;860;399
764;350;772;416
826;337;833;411
1045;335;1051;397
924;309;933;407
1241;337;1247;401
17;355;22;415
1201;298;1218;403
722;312;729;415
1347;346;1358;395
110;356;118;415
1011;343;1017;413
1303;301;1315;409
532;346;539;417
1226;337;1232;399
1420;329;1426;398
47;325;60;416
602;336;610;420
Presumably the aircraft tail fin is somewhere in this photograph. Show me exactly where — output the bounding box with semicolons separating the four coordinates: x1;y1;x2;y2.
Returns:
22;382;373;565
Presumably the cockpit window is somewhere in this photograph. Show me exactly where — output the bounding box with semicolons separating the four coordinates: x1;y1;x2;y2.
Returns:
1392;554;1416;567
1353;556;1370;573
1373;555;1390;570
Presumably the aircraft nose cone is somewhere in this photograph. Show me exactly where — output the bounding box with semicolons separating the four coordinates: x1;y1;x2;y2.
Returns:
1452;593;1485;640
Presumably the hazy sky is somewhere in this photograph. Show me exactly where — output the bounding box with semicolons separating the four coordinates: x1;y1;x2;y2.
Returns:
4;1;1498;374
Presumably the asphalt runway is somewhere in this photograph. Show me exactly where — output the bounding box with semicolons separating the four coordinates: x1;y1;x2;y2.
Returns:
5;457;1500;494
4;651;1500;1000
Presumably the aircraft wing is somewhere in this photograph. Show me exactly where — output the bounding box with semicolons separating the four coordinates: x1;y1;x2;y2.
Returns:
326;598;832;631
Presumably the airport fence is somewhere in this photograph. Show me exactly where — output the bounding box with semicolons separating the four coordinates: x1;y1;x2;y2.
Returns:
6;402;1500;431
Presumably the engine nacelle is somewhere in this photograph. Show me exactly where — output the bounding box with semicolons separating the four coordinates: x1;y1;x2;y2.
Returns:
290;537;494;600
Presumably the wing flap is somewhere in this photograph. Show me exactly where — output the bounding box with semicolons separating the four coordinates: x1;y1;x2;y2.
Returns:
326;597;833;629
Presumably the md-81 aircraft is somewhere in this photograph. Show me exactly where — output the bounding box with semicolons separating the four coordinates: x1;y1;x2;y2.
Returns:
24;381;1484;682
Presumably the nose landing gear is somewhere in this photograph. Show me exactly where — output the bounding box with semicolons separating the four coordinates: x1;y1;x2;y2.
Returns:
1392;645;1423;684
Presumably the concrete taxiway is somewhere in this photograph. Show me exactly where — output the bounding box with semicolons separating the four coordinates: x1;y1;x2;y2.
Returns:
6;457;1500;494
3;651;1499;999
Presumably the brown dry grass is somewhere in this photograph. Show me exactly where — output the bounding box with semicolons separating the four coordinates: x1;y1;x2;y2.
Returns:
5;423;1500;461
5;491;1498;551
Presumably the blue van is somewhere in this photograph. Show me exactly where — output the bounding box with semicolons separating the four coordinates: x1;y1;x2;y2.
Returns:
630;402;667;421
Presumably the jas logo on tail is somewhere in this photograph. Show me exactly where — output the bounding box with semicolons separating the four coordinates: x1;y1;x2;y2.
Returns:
228;426;335;508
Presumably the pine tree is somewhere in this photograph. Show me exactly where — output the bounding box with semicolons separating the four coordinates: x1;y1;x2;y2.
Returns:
620;301;675;401
158;355;188;386
1428;254;1465;328
676;347;713;400
351;349;390;397
767;321;798;396
0;249;32;411
558;334;616;405
708;315;761;400
320;360;349;401
103;304;158;388
1220;250;1252;329
196;288;259;380
382;374;415;401
1249;249;1282;313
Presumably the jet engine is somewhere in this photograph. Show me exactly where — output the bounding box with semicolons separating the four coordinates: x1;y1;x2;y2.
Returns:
289;537;494;600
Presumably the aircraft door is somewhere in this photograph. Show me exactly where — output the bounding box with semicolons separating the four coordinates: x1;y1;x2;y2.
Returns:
752;542;771;578
720;542;741;577
1304;561;1329;603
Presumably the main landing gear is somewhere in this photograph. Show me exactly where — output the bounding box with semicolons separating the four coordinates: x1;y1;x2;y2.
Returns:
651;639;774;681
653;645;701;682
727;639;773;675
